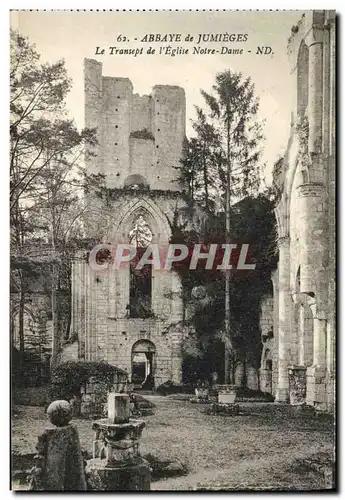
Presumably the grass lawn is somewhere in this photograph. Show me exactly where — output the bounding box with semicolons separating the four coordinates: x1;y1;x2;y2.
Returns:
12;396;335;491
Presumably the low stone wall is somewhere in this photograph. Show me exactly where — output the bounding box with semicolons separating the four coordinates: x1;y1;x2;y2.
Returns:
77;377;129;418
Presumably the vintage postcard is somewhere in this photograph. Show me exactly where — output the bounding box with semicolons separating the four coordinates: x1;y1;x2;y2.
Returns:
10;9;336;491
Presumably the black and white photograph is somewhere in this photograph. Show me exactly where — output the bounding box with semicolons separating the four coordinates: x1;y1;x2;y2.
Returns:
9;9;336;492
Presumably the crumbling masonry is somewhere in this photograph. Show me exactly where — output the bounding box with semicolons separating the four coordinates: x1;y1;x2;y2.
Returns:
65;59;187;387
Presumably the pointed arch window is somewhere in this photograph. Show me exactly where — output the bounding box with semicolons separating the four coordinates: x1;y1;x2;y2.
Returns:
129;215;153;247
297;41;309;117
128;215;153;318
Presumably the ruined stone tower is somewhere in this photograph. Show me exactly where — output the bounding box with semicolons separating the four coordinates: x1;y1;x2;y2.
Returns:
84;58;186;191
65;59;187;388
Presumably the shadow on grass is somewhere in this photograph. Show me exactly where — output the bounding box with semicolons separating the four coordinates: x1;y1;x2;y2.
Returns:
288;451;336;489
143;453;189;481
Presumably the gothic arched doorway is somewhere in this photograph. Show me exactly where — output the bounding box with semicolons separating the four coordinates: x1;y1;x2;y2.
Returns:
131;340;156;390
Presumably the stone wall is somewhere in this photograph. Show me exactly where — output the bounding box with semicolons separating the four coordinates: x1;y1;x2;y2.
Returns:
69;253;185;386
84;59;186;191
273;11;336;410
66;64;187;387
11;292;52;356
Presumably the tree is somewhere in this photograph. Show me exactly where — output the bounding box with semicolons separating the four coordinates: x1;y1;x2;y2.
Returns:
169;196;277;386
177;70;266;383
200;70;265;201
10;29;103;368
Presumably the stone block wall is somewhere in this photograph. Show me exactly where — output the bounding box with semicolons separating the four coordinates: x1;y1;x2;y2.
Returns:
272;11;336;410
84;59;186;191
75;60;187;389
10;292;52;355
70;191;185;387
69;260;184;386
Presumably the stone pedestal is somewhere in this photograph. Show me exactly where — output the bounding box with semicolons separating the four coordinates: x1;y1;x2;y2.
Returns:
86;457;150;491
215;385;237;404
86;393;150;491
30;401;86;491
306;365;327;409
288;365;307;405
246;366;259;391
275;236;292;403
108;393;130;424
234;362;245;387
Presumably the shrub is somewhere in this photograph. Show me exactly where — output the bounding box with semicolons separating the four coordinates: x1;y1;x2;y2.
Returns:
50;360;128;401
156;380;194;396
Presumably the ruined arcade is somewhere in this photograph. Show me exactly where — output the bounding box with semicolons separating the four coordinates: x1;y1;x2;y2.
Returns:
259;11;336;410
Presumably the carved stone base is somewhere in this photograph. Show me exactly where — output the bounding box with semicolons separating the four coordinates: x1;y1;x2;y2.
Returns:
214;385;238;404
275;387;289;403
85;457;150;491
306;365;328;409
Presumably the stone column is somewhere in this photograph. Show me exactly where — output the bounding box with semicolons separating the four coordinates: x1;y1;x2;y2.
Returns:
291;292;306;366
327;12;336;411
275;236;291;402
84;261;90;360
246;365;258;391
297;181;328;409
306;297;327;409
170;271;183;322
271;269;279;394
171;346;182;384
259;368;272;394
298;301;305;365
170;329;183;384
71;258;76;336
322;20;330;155
312;314;327;367
108;260;117;319
297;183;326;298
234;361;245;387
329;16;336;156
306;29;323;154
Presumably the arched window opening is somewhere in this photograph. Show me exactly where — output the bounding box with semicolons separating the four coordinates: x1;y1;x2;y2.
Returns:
297;41;309;117
129;215;153;247
128;215;153;318
123;174;149;190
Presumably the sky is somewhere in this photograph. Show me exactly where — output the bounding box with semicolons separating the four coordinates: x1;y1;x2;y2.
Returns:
10;10;306;185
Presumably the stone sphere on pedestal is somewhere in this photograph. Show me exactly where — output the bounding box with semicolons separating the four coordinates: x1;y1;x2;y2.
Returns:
47;400;73;427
